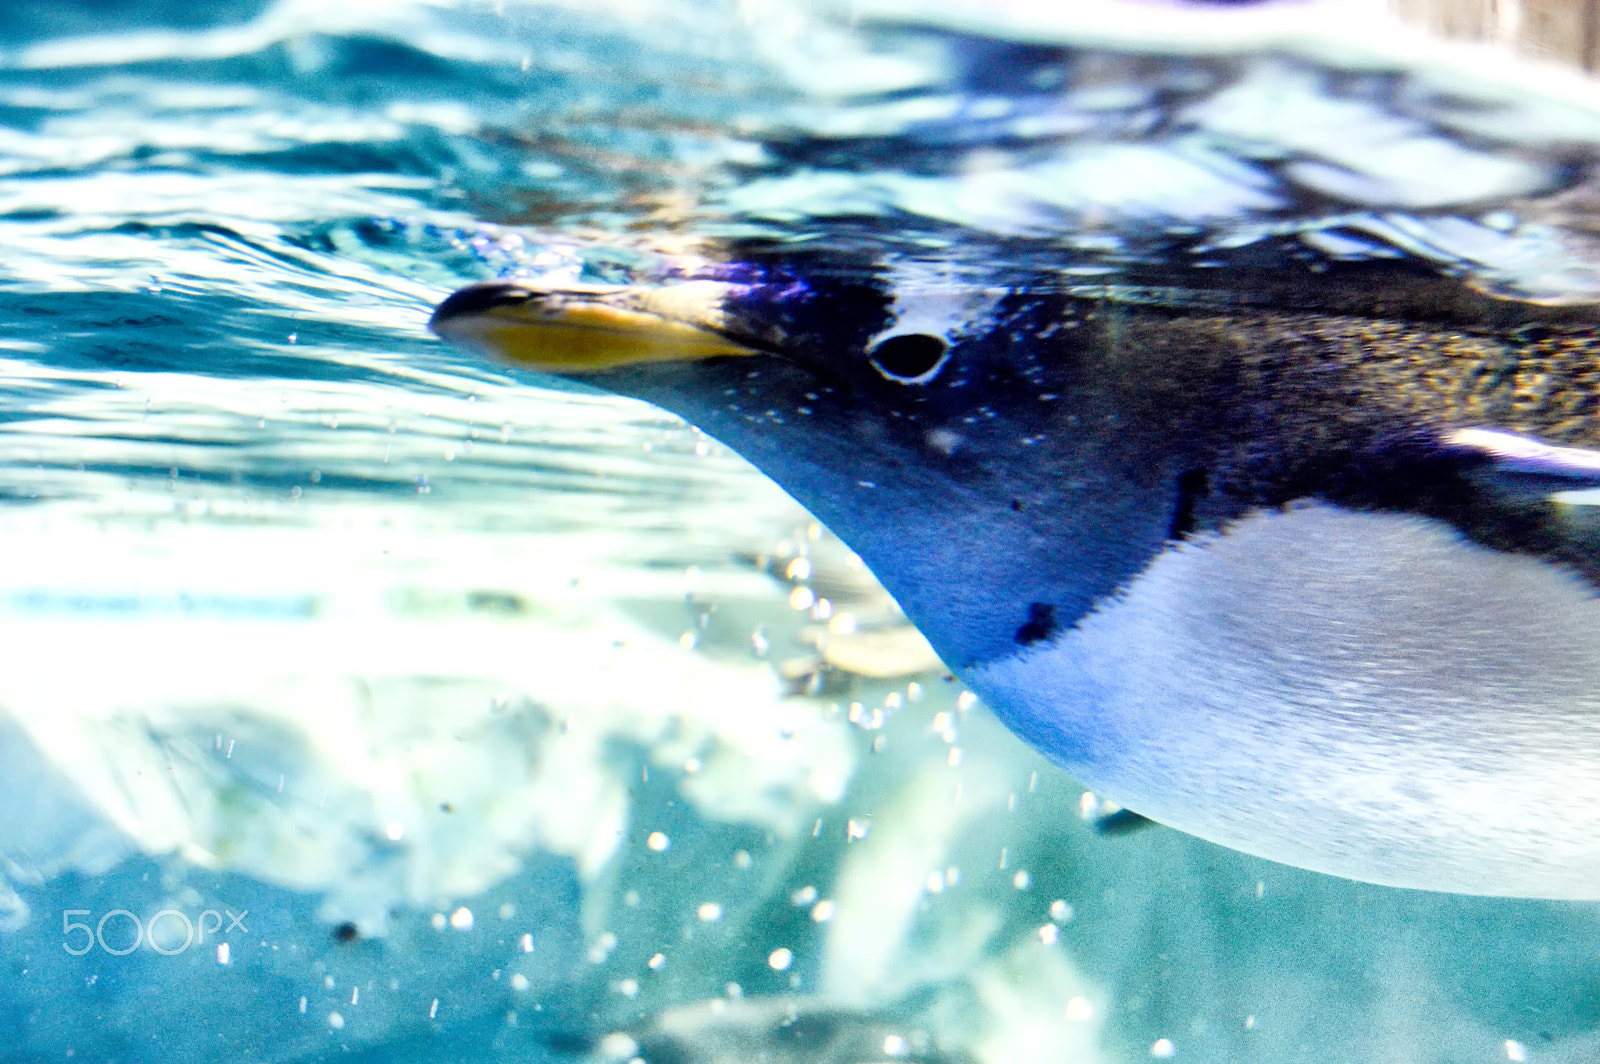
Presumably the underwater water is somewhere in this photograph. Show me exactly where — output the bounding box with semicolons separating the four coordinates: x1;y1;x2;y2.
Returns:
3;0;1600;1061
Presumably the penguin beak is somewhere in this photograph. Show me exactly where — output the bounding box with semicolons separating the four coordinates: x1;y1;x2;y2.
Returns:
428;280;761;373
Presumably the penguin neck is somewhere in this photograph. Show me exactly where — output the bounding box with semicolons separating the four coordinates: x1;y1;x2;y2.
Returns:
591;355;1187;671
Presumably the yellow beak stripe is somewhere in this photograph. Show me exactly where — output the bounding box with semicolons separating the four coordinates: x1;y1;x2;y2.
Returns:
435;301;756;373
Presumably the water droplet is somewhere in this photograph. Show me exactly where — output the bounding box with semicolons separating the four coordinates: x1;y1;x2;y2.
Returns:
646;831;670;852
588;931;619;964
600;1033;638;1059
767;948;793;971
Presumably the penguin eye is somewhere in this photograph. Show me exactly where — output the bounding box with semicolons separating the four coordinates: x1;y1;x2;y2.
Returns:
868;333;949;383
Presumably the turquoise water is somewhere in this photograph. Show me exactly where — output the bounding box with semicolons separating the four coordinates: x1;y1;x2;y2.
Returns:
2;1;1600;1062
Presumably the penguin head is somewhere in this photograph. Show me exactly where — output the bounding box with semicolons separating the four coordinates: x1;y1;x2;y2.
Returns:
430;257;1214;673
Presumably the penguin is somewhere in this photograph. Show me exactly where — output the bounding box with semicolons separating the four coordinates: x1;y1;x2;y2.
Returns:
430;247;1600;899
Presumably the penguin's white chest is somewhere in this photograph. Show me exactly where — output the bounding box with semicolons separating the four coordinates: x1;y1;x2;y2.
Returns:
967;502;1600;898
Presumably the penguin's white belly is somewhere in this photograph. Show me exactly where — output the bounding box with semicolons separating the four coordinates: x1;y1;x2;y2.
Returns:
967;502;1600;898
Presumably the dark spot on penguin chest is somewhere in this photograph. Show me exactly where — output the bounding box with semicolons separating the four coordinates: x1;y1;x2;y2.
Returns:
1015;601;1060;646
1167;469;1209;540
